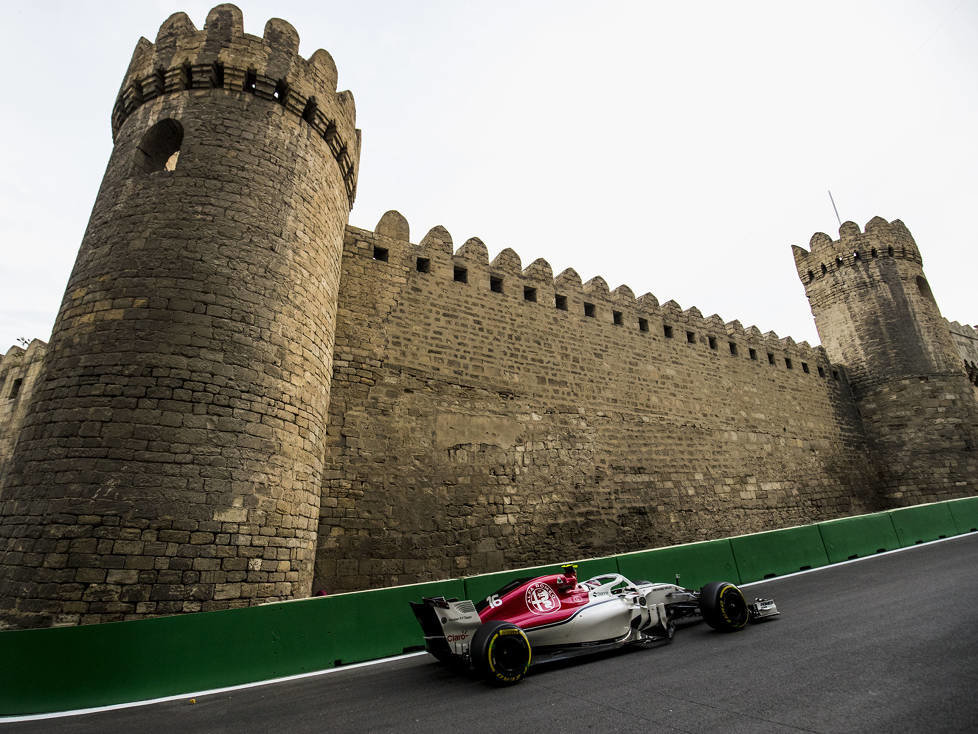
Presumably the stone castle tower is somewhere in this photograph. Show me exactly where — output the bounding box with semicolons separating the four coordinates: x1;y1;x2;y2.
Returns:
0;4;359;627
792;218;978;502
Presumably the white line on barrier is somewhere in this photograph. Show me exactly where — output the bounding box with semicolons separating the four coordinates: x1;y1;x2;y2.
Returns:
2;531;973;723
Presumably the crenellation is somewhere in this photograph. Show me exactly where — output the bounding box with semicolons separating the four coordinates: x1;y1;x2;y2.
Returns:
611;285;635;305
306;48;339;91
554;268;582;289
489;248;523;277
113;4;359;205
583;276;610;296
947;320;978;388
636;293;660;314
155;12;196;47
420;225;453;250
262;17;300;55
455;237;489;265
553;268;584;319
0;340;48;477
521;257;554;285
794;217;924;287
863;215;888;232
374;210;409;241
661;299;682;318
838;220;861;242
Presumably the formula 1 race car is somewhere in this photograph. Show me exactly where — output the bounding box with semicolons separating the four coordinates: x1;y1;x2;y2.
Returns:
410;565;778;685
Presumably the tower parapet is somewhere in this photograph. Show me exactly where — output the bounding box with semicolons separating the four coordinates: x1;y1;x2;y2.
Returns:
792;217;978;503
791;217;961;387
0;4;359;628
113;4;358;204
947;320;978;384
0;340;48;475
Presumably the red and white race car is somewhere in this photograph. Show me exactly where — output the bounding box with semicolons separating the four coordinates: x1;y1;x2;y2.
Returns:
410;565;778;685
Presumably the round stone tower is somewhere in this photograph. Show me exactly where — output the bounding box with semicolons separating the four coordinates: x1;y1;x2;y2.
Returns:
792;217;978;504
0;4;359;628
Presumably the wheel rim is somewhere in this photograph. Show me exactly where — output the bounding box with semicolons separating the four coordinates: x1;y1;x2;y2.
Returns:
720;586;749;627
488;630;530;678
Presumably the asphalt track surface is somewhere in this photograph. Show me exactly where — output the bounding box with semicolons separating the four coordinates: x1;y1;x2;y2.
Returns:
8;533;978;733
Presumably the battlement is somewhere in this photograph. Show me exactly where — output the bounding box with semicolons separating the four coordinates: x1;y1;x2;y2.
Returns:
0;339;47;371
947;320;978;339
0;339;46;403
354;211;842;379
111;3;359;205
791;216;921;286
947;320;978;384
0;339;47;472
789;216;961;380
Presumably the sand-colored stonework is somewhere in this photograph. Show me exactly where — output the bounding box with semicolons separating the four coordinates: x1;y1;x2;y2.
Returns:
1;5;975;629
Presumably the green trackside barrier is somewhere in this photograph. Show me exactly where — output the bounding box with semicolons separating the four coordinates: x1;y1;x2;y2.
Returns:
887;502;959;546
946;496;978;534
730;525;830;582
322;578;465;662
462;556;619;605
0;577;462;717
816;512;901;564
615;538;741;589
5;497;978;717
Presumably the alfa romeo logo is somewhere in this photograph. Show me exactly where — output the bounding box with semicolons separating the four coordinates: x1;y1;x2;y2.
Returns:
525;582;561;614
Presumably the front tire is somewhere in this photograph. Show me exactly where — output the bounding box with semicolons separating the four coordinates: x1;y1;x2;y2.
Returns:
470;621;531;685
700;581;749;631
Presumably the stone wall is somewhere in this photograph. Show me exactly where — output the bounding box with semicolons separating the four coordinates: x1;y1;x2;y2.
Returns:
948;321;978;390
0;340;47;479
314;217;879;593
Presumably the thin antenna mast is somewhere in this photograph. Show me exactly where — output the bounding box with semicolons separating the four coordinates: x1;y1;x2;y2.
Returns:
827;190;842;227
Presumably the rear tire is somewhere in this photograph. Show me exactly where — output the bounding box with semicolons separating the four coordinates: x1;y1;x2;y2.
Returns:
470;621;531;685
700;581;749;631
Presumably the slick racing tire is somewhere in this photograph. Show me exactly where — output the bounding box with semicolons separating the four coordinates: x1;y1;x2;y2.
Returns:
699;581;750;632
471;621;531;686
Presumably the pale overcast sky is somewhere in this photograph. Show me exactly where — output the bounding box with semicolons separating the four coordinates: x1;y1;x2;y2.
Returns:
2;0;976;351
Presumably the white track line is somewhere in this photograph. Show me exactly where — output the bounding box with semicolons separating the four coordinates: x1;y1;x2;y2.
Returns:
2;531;973;723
